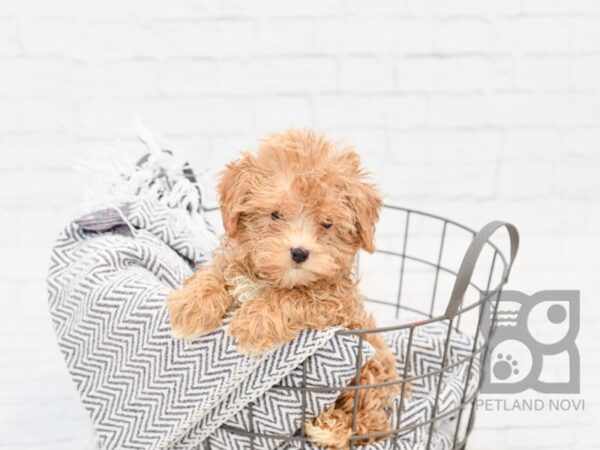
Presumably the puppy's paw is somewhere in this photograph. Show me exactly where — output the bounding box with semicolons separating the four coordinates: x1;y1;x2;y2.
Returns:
228;315;276;356
167;272;230;339
305;408;352;450
167;294;220;339
229;306;297;356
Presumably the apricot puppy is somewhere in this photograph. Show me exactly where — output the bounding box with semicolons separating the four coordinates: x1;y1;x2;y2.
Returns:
167;129;402;449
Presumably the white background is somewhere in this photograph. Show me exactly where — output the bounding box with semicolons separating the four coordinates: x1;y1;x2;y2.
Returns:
1;1;599;449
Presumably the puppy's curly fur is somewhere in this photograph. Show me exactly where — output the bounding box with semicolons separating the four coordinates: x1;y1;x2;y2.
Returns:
167;129;405;449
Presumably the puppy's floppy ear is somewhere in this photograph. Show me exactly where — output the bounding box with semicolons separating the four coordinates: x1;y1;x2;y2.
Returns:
347;180;383;253
338;149;383;253
218;153;252;238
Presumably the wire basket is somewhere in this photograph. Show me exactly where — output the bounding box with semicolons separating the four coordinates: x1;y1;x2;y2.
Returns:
206;204;519;450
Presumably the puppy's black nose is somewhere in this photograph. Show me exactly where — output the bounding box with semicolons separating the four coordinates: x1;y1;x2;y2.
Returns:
290;247;309;264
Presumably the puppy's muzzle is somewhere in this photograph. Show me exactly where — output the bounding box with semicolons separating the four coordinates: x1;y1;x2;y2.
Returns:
290;247;309;264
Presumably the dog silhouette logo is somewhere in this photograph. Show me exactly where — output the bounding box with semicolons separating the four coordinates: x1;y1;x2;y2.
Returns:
480;290;580;394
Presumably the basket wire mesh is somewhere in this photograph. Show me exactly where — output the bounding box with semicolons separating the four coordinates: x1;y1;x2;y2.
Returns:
204;204;518;450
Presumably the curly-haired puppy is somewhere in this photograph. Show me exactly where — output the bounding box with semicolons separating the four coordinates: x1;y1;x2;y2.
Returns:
167;129;405;449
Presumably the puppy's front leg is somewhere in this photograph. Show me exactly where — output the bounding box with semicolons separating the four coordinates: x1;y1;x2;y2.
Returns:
167;259;232;339
229;291;303;355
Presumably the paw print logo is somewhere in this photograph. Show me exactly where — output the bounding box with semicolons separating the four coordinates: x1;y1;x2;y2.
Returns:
493;354;519;381
487;340;531;386
481;291;580;394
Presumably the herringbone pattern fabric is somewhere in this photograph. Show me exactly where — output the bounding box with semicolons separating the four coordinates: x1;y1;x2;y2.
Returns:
48;199;374;450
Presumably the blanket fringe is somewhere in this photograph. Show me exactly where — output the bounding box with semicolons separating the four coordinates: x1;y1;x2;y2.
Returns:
76;121;218;252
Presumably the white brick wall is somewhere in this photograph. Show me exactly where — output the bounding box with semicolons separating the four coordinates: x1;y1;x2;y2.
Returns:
1;1;599;449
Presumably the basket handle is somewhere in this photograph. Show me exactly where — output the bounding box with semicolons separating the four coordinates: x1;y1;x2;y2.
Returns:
444;221;519;319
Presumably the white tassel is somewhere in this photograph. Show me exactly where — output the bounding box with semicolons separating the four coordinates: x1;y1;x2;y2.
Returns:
75;122;219;253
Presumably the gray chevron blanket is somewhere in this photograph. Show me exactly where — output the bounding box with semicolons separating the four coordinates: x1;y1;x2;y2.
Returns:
48;152;479;450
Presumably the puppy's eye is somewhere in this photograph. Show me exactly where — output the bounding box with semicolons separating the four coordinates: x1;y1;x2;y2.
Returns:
321;220;333;229
271;211;283;220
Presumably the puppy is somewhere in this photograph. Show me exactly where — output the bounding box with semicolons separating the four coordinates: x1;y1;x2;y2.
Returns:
167;129;404;449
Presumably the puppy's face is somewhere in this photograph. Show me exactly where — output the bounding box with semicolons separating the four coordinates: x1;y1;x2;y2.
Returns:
219;130;382;289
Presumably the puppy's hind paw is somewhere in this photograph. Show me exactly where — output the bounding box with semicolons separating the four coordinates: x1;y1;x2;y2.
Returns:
305;409;352;450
